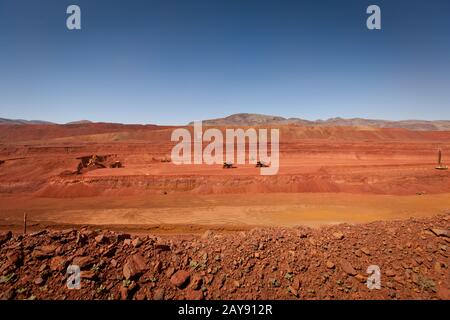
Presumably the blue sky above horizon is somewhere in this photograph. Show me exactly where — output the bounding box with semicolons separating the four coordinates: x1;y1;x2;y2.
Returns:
0;0;449;125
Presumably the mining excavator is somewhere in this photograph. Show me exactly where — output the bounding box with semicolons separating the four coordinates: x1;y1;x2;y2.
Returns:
76;155;105;173
435;149;448;170
87;155;106;168
76;154;123;174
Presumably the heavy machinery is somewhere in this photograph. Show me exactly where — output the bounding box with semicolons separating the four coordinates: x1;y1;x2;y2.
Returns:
223;162;236;169
87;155;106;168
110;161;123;168
76;154;123;174
151;156;171;162
435;149;448;170
255;160;269;168
76;155;105;173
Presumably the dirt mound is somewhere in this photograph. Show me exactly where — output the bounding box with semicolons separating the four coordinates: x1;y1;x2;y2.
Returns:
33;168;450;198
0;123;162;143
0;215;448;300
2;123;450;144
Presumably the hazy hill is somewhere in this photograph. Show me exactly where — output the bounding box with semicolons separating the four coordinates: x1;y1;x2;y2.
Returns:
0;118;54;125
65;120;93;125
2;114;450;131
190;113;450;131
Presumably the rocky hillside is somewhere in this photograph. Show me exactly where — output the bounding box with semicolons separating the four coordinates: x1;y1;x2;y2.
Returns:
0;215;449;300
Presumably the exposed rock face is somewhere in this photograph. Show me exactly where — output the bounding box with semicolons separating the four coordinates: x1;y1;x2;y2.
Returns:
0;215;449;300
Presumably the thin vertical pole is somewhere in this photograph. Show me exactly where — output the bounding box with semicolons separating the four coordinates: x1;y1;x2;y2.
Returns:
23;212;27;235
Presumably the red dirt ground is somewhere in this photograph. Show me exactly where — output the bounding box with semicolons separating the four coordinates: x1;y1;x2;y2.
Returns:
0;123;449;300
0;215;449;300
0;123;450;231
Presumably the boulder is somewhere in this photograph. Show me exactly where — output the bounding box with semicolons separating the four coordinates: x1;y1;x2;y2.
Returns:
123;254;147;280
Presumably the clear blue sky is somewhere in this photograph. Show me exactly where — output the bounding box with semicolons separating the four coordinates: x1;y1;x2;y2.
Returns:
0;0;449;124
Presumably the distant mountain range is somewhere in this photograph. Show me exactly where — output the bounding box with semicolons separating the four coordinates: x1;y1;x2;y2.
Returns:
0;118;92;125
0;118;55;125
65;120;93;125
189;113;450;131
2;114;450;131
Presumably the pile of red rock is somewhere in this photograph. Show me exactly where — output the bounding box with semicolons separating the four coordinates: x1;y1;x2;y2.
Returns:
0;214;449;300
